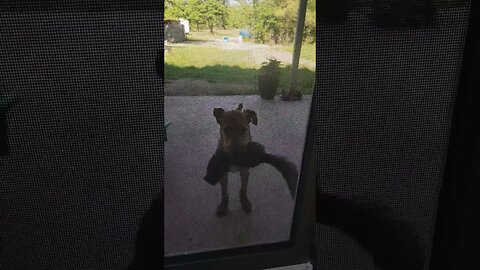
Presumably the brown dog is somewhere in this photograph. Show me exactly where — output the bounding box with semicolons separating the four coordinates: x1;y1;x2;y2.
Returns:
212;103;258;216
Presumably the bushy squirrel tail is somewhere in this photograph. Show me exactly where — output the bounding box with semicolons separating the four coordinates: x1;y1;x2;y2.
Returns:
260;153;298;199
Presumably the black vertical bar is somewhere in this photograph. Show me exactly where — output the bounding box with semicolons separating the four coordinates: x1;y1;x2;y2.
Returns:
429;1;480;270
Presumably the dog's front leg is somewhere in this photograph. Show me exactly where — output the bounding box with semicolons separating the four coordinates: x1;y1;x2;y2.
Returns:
240;169;252;213
216;174;229;217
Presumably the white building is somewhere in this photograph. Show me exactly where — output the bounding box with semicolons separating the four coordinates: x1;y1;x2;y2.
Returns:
178;19;190;34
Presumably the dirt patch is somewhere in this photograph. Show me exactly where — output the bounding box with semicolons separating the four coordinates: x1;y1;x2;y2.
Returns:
165;79;256;96
168;39;268;50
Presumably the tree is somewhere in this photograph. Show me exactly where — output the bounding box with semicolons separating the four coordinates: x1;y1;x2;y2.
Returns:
221;0;228;29
227;0;254;29
166;0;226;33
184;0;204;31
252;0;278;43
165;0;186;20
200;0;228;33
304;0;316;43
165;0;316;43
250;0;315;44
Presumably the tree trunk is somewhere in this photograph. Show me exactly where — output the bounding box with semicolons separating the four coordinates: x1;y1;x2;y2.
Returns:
253;0;257;22
209;23;214;34
221;0;227;30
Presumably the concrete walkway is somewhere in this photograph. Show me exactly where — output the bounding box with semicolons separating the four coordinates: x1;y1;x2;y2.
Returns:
164;95;312;256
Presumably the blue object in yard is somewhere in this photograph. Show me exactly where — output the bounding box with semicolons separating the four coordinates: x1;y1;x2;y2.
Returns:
223;37;229;42
239;30;251;38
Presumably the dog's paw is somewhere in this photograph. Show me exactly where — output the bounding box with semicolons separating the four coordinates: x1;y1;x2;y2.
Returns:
240;197;252;214
216;202;228;217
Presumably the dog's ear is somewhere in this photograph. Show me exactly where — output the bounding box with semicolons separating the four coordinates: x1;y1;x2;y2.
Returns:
236;103;243;111
243;109;258;125
213;108;225;125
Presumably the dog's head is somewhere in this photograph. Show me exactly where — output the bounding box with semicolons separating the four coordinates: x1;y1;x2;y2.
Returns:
213;103;257;154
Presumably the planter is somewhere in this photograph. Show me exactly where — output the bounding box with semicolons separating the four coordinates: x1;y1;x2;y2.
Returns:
258;74;279;100
258;58;281;100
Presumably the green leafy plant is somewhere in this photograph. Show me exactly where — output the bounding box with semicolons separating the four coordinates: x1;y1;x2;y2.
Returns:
258;57;281;100
260;57;281;77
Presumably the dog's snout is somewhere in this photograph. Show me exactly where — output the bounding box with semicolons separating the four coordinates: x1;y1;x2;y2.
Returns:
222;139;245;154
222;139;233;152
218;108;253;154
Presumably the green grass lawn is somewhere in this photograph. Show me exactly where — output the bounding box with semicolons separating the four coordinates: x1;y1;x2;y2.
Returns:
165;46;255;83
165;45;315;94
188;30;314;63
274;43;316;63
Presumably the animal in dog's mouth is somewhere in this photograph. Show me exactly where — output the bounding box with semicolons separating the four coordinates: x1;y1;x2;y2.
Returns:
206;103;299;217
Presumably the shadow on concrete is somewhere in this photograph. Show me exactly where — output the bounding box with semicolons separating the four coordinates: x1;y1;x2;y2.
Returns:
128;193;163;270
316;190;425;270
127;189;424;269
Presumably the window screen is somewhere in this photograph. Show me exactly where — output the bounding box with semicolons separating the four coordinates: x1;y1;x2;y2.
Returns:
1;3;163;269
314;1;470;270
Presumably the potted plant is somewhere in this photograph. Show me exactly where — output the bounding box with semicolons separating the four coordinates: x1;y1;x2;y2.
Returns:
258;57;281;100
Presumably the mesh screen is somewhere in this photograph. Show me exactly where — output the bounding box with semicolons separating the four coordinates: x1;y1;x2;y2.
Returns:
315;1;470;269
0;4;163;270
0;0;472;269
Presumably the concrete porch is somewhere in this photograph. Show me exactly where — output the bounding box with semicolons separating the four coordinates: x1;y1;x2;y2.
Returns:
164;95;312;256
